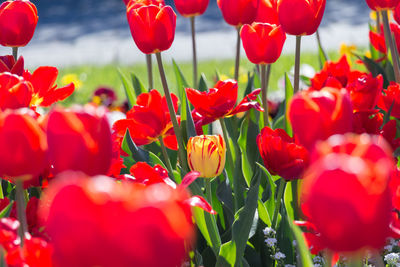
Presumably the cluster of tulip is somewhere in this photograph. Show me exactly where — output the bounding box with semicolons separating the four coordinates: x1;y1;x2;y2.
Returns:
2;0;400;266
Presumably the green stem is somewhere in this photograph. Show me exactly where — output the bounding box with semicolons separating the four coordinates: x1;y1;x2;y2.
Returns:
158;136;174;179
234;26;241;81
294;35;302;94
316;30;327;62
15;180;27;246
155;52;189;173
12;47;18;61
146;54;153;89
272;178;286;229
219;118;234;178
205;179;212;205
291;179;299;219
190;16;198;88
377;11;381;34
382;10;400;83
260;64;270;127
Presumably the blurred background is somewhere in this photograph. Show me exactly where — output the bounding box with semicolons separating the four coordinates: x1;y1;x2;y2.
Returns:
0;0;371;67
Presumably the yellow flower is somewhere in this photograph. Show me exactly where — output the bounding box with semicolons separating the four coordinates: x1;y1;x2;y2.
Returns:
370;11;377;21
187;135;226;178
339;43;357;66
61;73;82;90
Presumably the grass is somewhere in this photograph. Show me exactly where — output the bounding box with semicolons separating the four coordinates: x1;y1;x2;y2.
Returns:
57;51;342;105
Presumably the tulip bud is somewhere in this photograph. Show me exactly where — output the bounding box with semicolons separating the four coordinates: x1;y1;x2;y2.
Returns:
0;109;47;180
46;106;113;176
217;0;260;27
127;4;176;54
187;135;226;178
301;134;395;252
241;22;286;65
0;0;38;47
174;0;209;17
278;0;326;36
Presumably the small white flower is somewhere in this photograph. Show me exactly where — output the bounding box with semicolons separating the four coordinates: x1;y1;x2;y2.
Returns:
313;256;324;264
292;240;297;246
263;227;276;237
388;238;397;246
385;253;400;265
284;265;295;267
385;244;394;252
273;252;286;260
265;238;277;247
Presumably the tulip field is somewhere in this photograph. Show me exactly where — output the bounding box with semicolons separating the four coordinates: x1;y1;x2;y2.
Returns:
4;0;400;266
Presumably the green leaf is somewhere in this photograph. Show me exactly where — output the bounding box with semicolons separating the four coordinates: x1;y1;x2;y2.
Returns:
198;73;209;92
284;182;295;222
284;73;293;136
148;151;166;169
118;70;135;109
0;201;13;218
121;129;149;162
288;219;314;267
244;72;255;96
216;170;261;266
257;199;271;227
238;118;253;186
130;73;147;96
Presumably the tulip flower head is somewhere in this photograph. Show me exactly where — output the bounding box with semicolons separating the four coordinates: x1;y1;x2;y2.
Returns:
257;127;308;180
288;87;353;150
278;0;326;36
0;109;47;180
46;106;113;176
0;0;38;47
241;22;286;65
366;0;400;10
39;171;213;267
187;135;226;178
0;72;32;110
255;0;279;24
217;0;260;27
186;79;263;127
379;82;400;119
127;3;176;54
301;134;395;252
174;0;209;17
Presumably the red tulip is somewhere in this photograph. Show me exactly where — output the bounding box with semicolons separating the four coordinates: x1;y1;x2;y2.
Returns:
241;22;286;64
301;134;395;252
255;0;279;24
39;171;213;267
346;73;383;112
277;0;326;36
0;109;47;180
113;89;179;150
129;162;176;187
46;106;113;176
217;0;260;27
0;55;24;76
23;66;75;107
125;0;165;6
257;126;309;180
366;0;400;10
0;0;38;47
186;79;263;127
369;23;400;55
379;82;400;119
288;87;353;150
127;4;176;54
395;3;400;24
174;0;209;17
0;72;32;110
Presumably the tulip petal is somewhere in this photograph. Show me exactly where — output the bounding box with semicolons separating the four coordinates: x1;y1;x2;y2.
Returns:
185;196;217;214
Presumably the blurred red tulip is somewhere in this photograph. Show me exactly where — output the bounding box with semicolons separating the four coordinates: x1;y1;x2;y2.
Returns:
0;72;32;110
257;126;309;180
366;0;400;10
0;109;47;180
277;0;326;36
369;23;400;54
240;22;286;64
346;73;383;112
379;82;400;119
301;134;395;252
113;89;179;150
125;0;165;8
0;0;38;47
46;106;112;176
255;0;279;24
395;3;400;24
23;66;75;107
186;79;263;127
288;87;353;150
129;162;176;187
0;55;24;76
39;172;200;267
174;0;209;17
127;4;176;54
217;0;260;27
